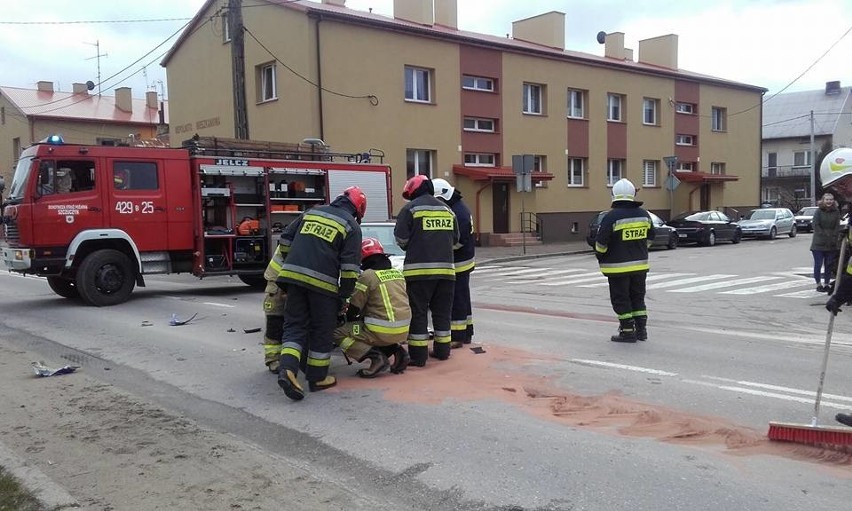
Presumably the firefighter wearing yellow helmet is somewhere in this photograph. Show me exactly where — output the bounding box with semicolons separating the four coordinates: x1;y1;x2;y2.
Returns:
594;178;655;342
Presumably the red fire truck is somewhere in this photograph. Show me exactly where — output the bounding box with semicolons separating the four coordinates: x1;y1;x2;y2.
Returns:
0;136;392;306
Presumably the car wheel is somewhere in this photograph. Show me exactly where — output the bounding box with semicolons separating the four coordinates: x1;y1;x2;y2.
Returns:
47;277;79;299
667;232;678;249
703;230;716;247
789;225;797;238
76;249;136;306
769;226;777;240
731;230;742;244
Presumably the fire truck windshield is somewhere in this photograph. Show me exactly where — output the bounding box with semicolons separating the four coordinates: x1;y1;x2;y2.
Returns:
7;156;34;203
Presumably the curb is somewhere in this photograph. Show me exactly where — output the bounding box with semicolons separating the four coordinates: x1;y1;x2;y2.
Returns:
0;440;79;510
478;249;591;266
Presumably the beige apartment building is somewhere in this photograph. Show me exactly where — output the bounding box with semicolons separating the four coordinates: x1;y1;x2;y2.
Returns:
162;0;766;243
0;81;167;191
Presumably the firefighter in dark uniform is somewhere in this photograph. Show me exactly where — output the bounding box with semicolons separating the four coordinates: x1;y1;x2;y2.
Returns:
394;175;459;366
276;186;366;401
432;178;475;347
334;238;411;377
594;178;655;343
261;243;287;373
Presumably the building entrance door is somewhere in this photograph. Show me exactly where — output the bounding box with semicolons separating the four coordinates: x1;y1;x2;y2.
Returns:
492;183;509;233
700;184;710;211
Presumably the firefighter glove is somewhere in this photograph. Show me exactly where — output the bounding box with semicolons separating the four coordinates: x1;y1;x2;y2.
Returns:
826;295;842;315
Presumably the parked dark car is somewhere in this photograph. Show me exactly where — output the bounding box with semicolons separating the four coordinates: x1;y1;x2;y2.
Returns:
586;211;678;249
794;206;818;233
667;211;742;246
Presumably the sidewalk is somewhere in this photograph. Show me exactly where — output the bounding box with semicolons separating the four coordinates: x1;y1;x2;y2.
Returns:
476;239;592;264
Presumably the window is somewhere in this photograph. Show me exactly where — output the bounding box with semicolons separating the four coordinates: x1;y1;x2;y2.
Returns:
1;106;4;125
607;94;623;121
523;83;543;114
462;117;496;132
568;158;585;187
643;160;658;187
258;62;277;102
607;159;623;186
767;152;777;177
567;89;585;119
793;150;812;168
675;102;694;114
676;134;695;146
533;155;547;188
643;98;658;125
463;153;496;167
223;12;231;42
405;66;431;103
710;162;726;175
114;162;159;190
37;160;96;195
711;107;727;131
406;149;433;178
12;137;20;159
763;187;780;203
462;75;494;92
677;162;694;172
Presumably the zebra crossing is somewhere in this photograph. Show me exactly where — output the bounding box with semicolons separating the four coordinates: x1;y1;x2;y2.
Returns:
473;264;823;298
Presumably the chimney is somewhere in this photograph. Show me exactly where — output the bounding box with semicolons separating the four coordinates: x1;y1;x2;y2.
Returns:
72;83;89;95
146;91;158;109
321;0;345;6
604;32;626;60
638;34;678;69
512;11;565;50
434;0;457;29
115;87;132;113
624;48;634;62
826;81;841;95
37;81;54;92
393;0;432;25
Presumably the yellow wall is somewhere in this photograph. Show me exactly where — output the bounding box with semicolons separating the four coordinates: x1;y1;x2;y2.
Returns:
0;96;29;189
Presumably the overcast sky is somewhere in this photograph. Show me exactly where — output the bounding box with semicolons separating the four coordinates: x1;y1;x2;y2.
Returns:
2;0;850;100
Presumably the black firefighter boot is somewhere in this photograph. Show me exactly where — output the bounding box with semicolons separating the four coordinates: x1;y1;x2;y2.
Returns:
610;319;637;343
356;348;390;378
634;316;647;341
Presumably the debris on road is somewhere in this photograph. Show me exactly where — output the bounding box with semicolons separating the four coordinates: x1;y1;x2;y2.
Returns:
169;312;198;326
470;346;486;354
243;327;261;334
32;361;79;377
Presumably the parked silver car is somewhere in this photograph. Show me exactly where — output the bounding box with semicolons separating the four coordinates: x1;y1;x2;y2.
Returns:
739;207;796;239
360;221;404;269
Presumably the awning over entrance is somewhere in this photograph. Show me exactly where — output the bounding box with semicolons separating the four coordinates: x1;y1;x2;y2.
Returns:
674;171;739;183
452;164;555;183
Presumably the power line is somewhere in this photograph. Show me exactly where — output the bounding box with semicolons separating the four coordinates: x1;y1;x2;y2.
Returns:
0;17;192;25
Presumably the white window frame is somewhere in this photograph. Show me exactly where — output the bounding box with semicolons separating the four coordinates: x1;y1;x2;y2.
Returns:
677;162;694;172
523;83;543;115
675;134;695;146
675;102;694;114
793;150;812;168
406;149;433;178
405;66;432;103
259;62;277;102
607;93;623;122
643;160;658;187
567;89;585;119
462;75;494;92
533;155;547;188
710;162;726;175
643;98;658;126
223;13;231;43
463;153;496;167
568;158;585;187
462;117;496;133
606;159;623;186
711;107;727;131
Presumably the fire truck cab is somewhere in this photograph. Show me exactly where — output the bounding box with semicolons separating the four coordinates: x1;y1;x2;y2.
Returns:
0;136;392;306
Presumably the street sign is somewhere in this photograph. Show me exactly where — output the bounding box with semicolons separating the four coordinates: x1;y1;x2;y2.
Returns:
665;174;681;191
516;173;532;193
512;154;534;192
663;155;678;169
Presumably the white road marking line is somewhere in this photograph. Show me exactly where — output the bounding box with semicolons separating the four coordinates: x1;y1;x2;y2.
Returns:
776;289;826;298
669;275;782;293
578;273;694;288
645;274;736;289
0;272;45;280
686;381;851;410
538;273;607;286
473;266;529;275
570;359;678;376
701;376;852;404
721;279;814;295
504;269;589;283
490;267;555;277
202;301;236;308
681;325;852;347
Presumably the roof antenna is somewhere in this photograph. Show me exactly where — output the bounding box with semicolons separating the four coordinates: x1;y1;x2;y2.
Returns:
84;40;108;96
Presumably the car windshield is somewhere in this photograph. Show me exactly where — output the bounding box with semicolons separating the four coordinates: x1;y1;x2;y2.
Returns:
748;210;776;220
360;223;404;256
796;207;818;216
7;156;34;202
674;212;710;221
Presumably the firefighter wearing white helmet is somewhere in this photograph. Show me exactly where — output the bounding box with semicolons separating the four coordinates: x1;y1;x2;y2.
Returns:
594;178;655;342
432;178;476;346
819;148;852;428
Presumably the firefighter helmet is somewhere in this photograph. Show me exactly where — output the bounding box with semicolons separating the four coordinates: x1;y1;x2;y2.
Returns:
342;186;367;219
402;175;430;200
820;148;852;187
611;178;636;202
361;237;385;259
431;178;455;201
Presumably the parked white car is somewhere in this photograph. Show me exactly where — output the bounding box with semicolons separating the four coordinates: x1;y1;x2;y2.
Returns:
739;208;796;239
360;222;404;270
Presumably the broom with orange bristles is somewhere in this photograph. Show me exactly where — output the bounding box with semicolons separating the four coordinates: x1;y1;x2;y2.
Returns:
768;236;852;450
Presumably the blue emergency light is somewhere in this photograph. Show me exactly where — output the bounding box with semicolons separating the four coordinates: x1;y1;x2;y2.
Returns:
40;135;64;145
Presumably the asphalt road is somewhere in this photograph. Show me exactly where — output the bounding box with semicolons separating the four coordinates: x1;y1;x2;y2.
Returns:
1;232;851;510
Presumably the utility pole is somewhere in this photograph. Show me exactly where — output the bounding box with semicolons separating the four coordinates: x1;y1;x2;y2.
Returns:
810;110;816;206
84;40;108;96
229;0;249;139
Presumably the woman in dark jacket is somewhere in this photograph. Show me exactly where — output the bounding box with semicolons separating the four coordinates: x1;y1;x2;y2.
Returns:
810;192;841;292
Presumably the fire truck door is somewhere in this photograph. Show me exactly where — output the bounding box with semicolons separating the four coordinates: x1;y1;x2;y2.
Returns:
107;160;168;251
31;159;104;247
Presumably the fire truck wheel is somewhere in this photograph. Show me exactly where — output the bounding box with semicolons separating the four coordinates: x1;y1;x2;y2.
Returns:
76;249;136;306
238;274;266;289
47;277;80;300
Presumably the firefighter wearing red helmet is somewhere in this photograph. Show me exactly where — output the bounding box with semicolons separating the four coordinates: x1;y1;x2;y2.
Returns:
394;174;459;366
332;237;411;377
274;186;365;401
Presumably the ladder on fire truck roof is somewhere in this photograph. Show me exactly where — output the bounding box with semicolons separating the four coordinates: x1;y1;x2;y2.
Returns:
181;136;385;164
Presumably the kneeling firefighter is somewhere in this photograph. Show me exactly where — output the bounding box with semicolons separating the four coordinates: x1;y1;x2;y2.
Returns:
262;242;288;372
334;238;411;377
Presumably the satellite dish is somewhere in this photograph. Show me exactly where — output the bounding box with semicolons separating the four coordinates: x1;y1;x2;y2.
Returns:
596;31;607;44
86;81;95;91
